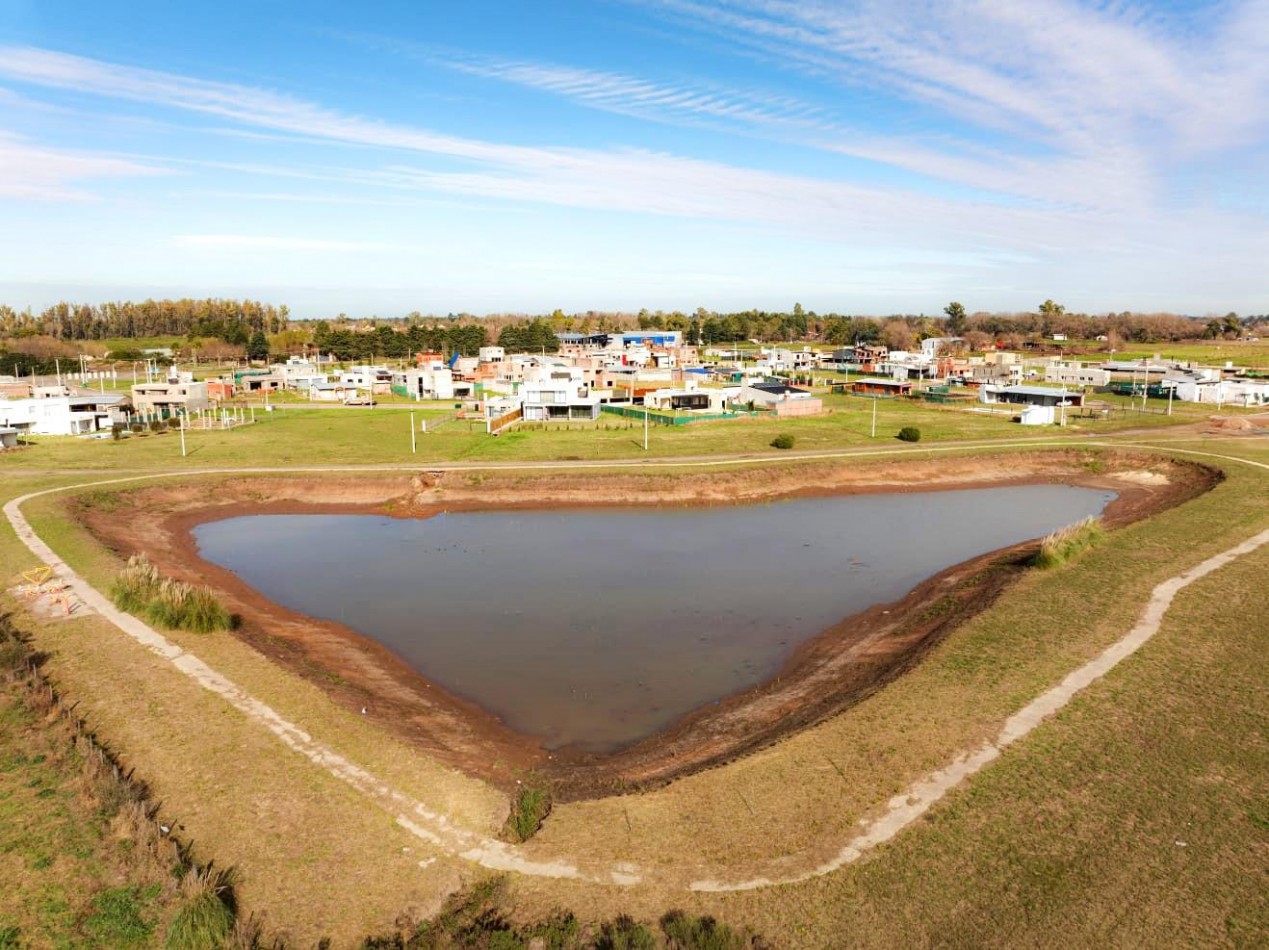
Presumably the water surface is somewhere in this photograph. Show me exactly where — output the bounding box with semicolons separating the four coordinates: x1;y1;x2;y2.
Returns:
193;485;1113;751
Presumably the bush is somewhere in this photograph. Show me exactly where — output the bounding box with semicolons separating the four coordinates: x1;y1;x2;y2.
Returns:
129;423;144;434
166;416;181;430
660;911;745;949
148;418;164;433
164;891;234;950
111;424;126;441
1033;517;1105;569
503;782;552;842
597;916;657;950
897;426;921;442
110;555;235;633
769;433;796;450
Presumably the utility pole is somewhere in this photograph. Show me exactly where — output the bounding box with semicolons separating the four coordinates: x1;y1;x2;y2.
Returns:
179;413;187;457
871;395;877;438
410;410;417;454
643;399;649;451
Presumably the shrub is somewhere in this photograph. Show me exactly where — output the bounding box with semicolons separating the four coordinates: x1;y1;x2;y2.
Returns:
597;915;657;950
1033;516;1105;569
769;433;796;450
660;911;744;949
164;891;234;950
503;782;552;842
111;424;126;441
110;555;161;613
110;555;235;633
166;416;181;430
897;426;921;442
148;418;164;433
129;423;144;434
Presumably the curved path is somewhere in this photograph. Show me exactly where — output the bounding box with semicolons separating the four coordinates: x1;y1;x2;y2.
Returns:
5;441;1267;891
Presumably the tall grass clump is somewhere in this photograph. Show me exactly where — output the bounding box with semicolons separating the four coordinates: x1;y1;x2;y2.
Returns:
503;780;553;843
110;554;161;613
110;555;235;633
1033;516;1106;569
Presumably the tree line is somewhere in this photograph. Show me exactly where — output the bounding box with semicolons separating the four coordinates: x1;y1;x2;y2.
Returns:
0;299;290;343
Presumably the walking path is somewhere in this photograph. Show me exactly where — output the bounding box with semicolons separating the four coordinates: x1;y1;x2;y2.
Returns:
5;442;1267;891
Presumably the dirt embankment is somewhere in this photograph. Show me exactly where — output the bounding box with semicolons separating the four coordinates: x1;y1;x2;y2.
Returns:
72;451;1219;800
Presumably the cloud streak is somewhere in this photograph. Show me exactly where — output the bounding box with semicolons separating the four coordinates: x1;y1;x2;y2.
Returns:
0;131;167;200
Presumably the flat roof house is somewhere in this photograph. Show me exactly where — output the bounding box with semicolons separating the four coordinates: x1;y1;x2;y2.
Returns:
979;385;1084;408
131;381;210;416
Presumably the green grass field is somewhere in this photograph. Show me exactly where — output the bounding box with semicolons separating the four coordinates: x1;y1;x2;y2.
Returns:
0;389;1237;474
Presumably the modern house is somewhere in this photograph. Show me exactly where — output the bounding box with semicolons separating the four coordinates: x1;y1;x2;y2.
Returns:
131;381;210;416
0;393;129;435
979;385;1084;409
1043;361;1110;387
519;369;600;421
738;381;824;416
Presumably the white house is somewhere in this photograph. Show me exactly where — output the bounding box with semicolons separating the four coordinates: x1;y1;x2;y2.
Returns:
0;393;128;435
1043;361;1110;387
394;366;455;401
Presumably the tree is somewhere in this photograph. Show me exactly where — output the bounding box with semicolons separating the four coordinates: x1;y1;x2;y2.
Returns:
881;319;916;351
943;301;967;336
1038;299;1065;317
247;330;269;362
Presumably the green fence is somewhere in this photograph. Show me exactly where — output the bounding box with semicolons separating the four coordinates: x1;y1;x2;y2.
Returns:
600;404;750;426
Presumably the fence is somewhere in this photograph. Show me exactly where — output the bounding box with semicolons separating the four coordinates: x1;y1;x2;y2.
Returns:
487;406;522;435
599;405;750;426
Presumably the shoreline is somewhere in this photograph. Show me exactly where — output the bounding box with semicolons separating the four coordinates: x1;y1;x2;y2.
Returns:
71;449;1220;800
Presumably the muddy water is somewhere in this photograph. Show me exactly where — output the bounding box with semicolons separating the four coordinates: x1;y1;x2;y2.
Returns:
193;485;1113;752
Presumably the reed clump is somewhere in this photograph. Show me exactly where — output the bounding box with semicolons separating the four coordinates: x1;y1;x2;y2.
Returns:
110;555;236;633
1033;517;1106;569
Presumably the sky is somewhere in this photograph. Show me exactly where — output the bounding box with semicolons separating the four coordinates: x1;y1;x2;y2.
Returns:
1;0;1267;318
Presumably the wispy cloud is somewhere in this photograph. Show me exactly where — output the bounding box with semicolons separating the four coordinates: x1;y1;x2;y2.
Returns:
175;234;426;252
0;131;167;199
435;50;828;130
0;43;1061;244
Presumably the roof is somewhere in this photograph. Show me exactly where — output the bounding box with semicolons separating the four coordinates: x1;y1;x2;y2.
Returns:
751;382;808;395
999;385;1077;396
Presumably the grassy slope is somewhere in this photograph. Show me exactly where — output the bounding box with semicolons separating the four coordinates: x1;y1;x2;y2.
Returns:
0;435;1265;945
0;680;183;949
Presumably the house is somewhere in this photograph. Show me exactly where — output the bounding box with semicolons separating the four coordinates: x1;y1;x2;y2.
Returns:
205;379;235;401
1043;361;1110;387
519;367;600;421
643;385;731;412
738;381;824;417
309;381;352;403
979;385;1084;409
393;365;455;401
850;378;912;397
131;381;210;416
0;393;128;435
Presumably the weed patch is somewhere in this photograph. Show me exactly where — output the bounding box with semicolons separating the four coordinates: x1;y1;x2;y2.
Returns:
1033;516;1106;569
503;780;552;843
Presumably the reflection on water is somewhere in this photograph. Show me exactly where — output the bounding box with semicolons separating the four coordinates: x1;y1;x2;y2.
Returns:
193;485;1113;752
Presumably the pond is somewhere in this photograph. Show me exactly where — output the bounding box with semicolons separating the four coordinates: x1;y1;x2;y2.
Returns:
193;484;1114;752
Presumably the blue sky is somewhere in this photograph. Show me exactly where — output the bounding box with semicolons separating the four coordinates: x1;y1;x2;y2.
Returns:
1;0;1267;318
